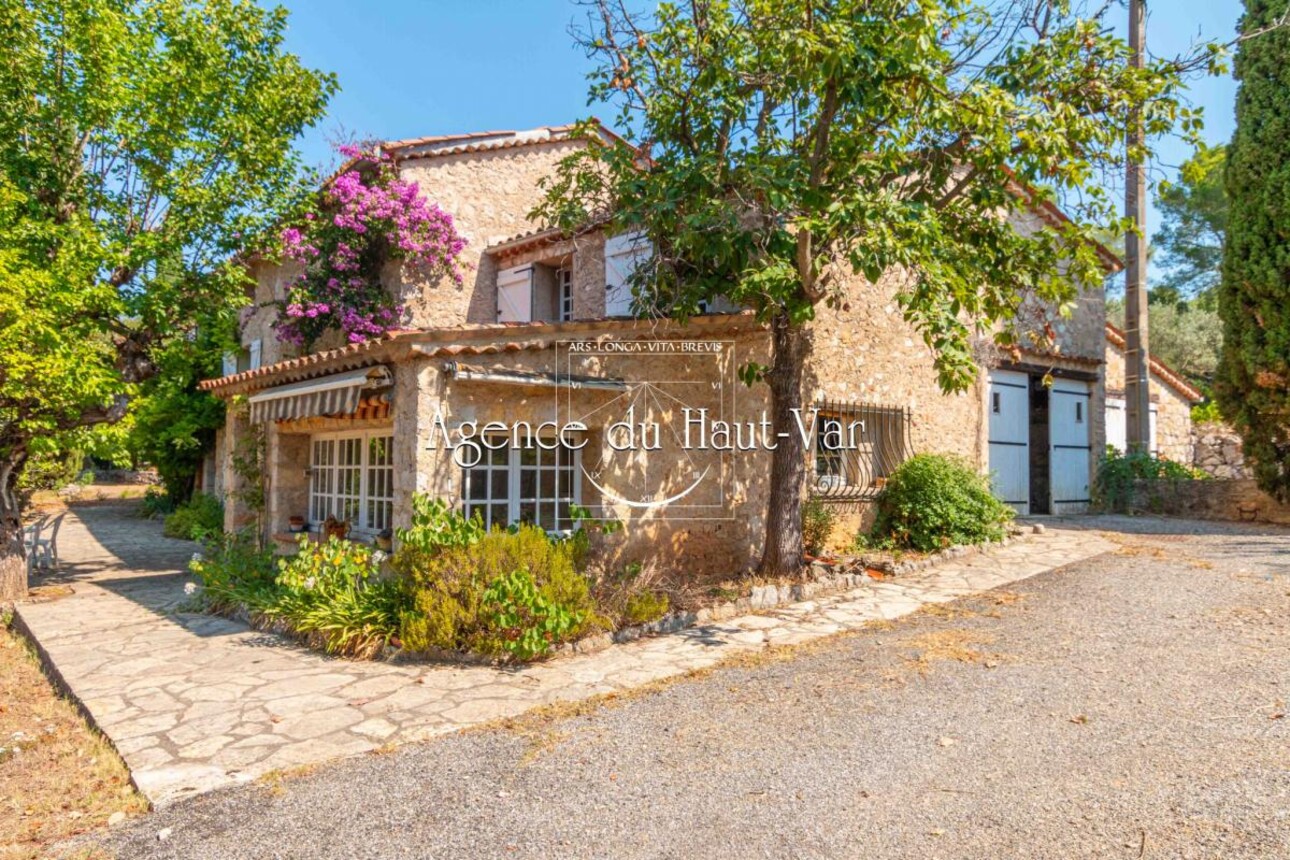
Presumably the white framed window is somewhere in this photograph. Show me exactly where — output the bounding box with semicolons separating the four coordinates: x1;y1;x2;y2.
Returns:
308;429;394;535
461;438;581;532
558;266;573;321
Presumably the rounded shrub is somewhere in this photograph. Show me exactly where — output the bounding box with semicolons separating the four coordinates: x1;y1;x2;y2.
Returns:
867;454;1013;552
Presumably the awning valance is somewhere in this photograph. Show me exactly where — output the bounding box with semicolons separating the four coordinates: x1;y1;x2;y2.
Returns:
248;366;393;424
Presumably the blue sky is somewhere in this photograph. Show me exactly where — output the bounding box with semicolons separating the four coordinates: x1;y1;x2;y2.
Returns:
274;0;1244;279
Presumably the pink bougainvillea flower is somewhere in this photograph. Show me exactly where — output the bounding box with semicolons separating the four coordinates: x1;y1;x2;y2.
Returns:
273;144;467;349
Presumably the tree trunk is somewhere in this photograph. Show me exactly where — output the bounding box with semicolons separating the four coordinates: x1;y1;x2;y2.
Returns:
0;457;27;601
758;313;811;578
0;542;26;601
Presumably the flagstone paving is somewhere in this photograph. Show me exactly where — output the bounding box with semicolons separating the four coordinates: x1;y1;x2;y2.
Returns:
13;504;1115;807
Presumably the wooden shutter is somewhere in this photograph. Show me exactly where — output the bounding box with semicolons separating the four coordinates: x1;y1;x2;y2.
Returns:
497;265;533;323
604;232;648;317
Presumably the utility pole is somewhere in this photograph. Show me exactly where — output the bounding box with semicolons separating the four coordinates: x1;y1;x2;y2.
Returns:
1124;0;1152;452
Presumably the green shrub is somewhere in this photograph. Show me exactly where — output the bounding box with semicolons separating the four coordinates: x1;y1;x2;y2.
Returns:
1094;448;1207;513
189;531;278;614
623;590;670;625
1190;400;1222;424
16;449;82;493
801;498;837;556
867;454;1013;552
398;523;595;658
191;533;401;658
477;568;584;661
268;536;403;658
140;486;177;518
163;492;224;540
395;495;485;557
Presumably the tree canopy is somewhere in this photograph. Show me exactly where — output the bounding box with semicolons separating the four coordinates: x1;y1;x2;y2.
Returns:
1109;294;1222;386
0;0;335;515
536;0;1199;574
1219;0;1290;501
1153;143;1227;301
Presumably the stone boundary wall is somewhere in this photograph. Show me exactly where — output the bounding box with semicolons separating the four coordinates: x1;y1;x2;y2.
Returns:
1192;422;1253;479
1127;477;1290;526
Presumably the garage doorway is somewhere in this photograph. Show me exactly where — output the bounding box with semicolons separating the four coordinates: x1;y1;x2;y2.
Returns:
988;370;1092;515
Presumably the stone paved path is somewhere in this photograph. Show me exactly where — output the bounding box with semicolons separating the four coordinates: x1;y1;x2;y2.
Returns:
14;505;1114;807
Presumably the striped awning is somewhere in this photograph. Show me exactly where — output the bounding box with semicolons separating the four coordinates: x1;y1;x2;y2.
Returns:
248;366;393;424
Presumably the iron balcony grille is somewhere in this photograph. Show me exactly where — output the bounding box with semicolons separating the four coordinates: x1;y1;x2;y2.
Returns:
811;399;915;501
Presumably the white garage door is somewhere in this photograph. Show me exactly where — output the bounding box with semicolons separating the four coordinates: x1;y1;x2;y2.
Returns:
1050;380;1092;514
988;370;1030;515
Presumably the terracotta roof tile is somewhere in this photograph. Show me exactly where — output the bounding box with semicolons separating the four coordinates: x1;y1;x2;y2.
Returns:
197;331;410;392
1105;322;1203;403
200;313;763;396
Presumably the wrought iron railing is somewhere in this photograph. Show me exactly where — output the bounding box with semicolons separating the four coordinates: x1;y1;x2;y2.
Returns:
810;399;915;500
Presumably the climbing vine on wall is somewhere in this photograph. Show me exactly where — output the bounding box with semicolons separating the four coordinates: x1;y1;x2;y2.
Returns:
274;145;467;350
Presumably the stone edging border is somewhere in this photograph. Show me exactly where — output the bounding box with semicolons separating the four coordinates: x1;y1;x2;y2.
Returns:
551;528;1033;658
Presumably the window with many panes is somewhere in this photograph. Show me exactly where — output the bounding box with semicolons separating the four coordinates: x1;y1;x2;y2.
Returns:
309;430;394;535
557;267;573;321
461;438;580;532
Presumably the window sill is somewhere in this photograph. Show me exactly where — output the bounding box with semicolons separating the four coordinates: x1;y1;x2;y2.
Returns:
272;530;391;550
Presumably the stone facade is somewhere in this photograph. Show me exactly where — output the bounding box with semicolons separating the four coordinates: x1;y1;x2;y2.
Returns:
207;124;1113;574
1104;326;1199;464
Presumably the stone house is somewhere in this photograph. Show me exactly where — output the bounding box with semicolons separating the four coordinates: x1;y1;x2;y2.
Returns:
1103;323;1202;464
200;123;1118;572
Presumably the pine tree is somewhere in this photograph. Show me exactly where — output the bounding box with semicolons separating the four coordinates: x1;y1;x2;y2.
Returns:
1218;0;1290;501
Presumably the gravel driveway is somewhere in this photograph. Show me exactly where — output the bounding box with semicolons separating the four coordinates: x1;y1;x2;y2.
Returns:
81;517;1290;860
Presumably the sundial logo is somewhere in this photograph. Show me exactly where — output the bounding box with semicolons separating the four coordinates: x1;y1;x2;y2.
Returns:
557;338;739;522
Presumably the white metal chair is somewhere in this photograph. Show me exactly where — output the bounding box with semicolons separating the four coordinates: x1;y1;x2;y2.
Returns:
32;511;65;570
22;515;48;574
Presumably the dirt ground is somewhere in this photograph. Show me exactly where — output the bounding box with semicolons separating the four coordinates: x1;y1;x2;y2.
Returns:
0;612;146;859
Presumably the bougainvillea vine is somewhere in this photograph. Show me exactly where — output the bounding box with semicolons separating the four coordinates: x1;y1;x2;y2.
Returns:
274;145;467;348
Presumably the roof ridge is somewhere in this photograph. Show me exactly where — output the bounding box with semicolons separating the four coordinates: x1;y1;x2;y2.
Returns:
1105;322;1203;403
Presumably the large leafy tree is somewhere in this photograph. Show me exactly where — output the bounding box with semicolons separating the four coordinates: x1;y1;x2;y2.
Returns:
1153;143;1227;301
0;0;335;593
1219;0;1290;501
128;313;231;502
537;0;1195;575
1109;293;1222;385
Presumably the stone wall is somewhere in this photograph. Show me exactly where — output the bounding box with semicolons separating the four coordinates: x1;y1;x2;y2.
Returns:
393;142;584;328
807;268;988;468
1104;337;1195;464
1192;422;1253;479
1126;477;1290;526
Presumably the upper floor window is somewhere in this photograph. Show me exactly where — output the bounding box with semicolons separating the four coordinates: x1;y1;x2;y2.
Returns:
497;260;572;323
558;267;573;322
